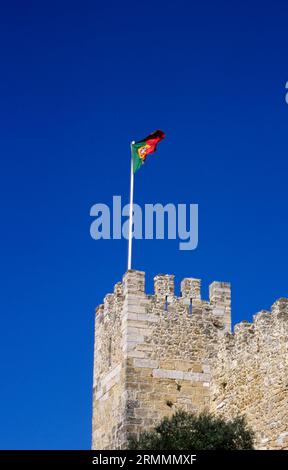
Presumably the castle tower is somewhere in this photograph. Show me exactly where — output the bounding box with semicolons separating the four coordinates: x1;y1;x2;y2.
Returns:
92;270;231;450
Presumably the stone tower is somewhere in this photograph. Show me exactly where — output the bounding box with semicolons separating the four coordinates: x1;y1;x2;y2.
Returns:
92;269;231;449
92;270;288;450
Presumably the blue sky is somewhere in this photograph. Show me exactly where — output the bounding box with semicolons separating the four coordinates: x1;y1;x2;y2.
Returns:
0;0;287;449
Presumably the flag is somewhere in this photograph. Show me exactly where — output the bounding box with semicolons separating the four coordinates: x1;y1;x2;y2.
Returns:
131;130;165;173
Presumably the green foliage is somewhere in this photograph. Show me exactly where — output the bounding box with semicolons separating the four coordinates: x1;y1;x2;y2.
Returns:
128;410;254;450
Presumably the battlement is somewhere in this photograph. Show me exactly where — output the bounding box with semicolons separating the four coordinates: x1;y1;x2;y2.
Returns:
92;270;288;451
96;270;231;332
215;298;288;352
211;298;288;450
92;270;232;450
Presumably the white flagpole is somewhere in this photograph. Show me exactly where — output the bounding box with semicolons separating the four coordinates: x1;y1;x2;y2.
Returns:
127;141;135;270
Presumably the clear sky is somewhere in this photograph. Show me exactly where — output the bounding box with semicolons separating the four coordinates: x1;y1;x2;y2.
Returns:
0;0;287;450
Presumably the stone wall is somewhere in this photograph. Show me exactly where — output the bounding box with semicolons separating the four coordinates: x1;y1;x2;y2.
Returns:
92;270;288;450
92;281;126;449
92;270;231;449
211;298;288;450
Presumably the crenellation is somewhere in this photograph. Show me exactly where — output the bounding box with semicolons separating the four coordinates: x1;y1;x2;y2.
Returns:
211;298;288;450
103;293;114;315
209;281;231;332
271;298;288;319
253;310;272;332
113;281;123;296
154;274;175;301
123;270;145;296
181;278;201;300
95;303;104;317
92;271;288;450
233;321;255;340
209;281;231;303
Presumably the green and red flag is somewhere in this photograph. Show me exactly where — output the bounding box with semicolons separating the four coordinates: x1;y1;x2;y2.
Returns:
131;130;165;173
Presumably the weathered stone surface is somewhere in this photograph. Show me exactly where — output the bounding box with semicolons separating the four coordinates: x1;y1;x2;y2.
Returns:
181;278;201;300
211;300;288;450
92;270;288;450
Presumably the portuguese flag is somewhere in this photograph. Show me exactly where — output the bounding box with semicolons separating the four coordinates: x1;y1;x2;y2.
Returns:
131;130;165;173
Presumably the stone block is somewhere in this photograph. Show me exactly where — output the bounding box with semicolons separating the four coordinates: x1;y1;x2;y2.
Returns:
154;274;175;299
181;278;201;300
134;359;159;369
